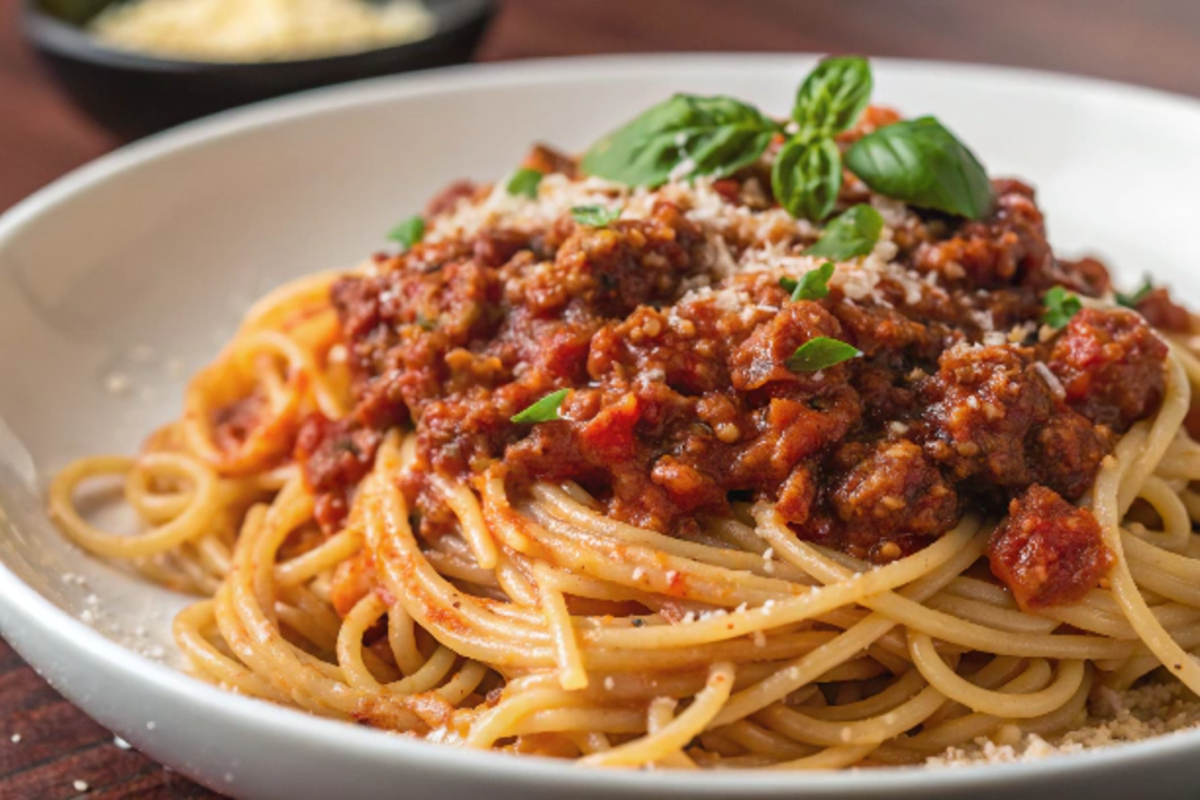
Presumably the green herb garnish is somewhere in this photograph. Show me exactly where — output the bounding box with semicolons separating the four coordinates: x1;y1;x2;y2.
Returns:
845;117;992;220
780;261;836;301
579;56;994;223
511;389;569;424
804;204;884;260
581;95;782;188
1043;286;1083;329
772;137;842;222
786;337;861;372
792;55;873;142
387;215;425;252
1116;276;1154;309
506;167;543;199
769;57;872;221
571;205;622;227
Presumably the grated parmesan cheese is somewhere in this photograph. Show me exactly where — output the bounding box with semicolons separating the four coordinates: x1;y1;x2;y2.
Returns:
91;0;435;63
928;680;1200;768
1033;361;1067;400
426;170;945;319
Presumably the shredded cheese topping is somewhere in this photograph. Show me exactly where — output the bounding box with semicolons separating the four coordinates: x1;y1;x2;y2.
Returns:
91;0;435;62
426;173;942;313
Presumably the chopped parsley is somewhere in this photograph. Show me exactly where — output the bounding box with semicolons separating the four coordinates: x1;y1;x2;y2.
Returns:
1116;276;1154;309
387;215;425;252
786;337;861;372
571;205;622;227
511;389;569;424
1043;286;1082;329
780;261;836;302
506;167;543;199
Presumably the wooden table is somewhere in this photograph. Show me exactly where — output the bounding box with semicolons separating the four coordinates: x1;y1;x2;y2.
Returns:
1;0;1198;796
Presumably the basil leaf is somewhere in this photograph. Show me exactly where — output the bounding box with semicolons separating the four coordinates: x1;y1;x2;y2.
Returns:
804;204;884;260
581;94;781;188
1043;286;1082;329
1116;275;1153;308
780;261;836;301
506;167;543;199
387;215;425;252
511;389;569;424
786;337;861;372
793;56;873;140
571;205;622;227
845;116;993;220
772;137;842;222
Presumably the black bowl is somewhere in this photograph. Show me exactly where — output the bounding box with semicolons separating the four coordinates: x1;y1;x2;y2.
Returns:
22;0;495;139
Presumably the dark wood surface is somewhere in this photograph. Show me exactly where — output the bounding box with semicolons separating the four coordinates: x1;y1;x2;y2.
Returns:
1;0;1198;796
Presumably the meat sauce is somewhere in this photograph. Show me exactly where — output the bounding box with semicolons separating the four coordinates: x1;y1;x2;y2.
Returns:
988;485;1113;611
294;114;1180;609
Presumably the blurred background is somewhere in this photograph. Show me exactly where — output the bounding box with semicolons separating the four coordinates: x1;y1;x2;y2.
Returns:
1;0;1199;796
4;0;1200;212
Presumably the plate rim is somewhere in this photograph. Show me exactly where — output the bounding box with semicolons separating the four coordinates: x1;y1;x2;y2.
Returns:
4;52;1200;794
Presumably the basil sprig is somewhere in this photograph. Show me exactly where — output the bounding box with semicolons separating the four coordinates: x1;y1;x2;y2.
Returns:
506;167;543;198
780;261;835;301
1116;276;1153;308
511;389;570;424
1043;286;1082;329
580;56;994;223
846;117;992;219
582;95;782;188
772;138;842;222
771;56;871;222
387;215;425;252
792;55;873;142
804;204;883;260
571;205;622;227
787;337;861;372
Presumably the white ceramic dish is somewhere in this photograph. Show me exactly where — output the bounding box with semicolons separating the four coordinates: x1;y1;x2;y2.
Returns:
2;54;1200;800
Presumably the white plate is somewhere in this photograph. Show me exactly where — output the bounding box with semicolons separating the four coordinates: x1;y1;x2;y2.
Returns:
2;54;1200;800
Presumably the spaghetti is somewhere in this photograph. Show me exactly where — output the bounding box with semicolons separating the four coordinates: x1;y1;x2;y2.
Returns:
47;88;1200;770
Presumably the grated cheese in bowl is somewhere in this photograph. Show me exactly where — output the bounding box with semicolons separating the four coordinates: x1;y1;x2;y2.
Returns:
90;0;436;63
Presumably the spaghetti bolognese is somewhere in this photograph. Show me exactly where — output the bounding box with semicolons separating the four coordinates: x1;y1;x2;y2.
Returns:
48;57;1200;769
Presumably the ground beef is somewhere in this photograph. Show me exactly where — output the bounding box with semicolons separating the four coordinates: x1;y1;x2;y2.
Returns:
987;484;1113;610
1047;308;1168;432
1026;411;1114;500
920;343;1111;503
1134;287;1192;334
911;180;1054;289
922;344;1054;487
294;415;381;531
424;180;479;218
832;440;959;542
729;301;845;391
520;143;578;177
296;138;1178;583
